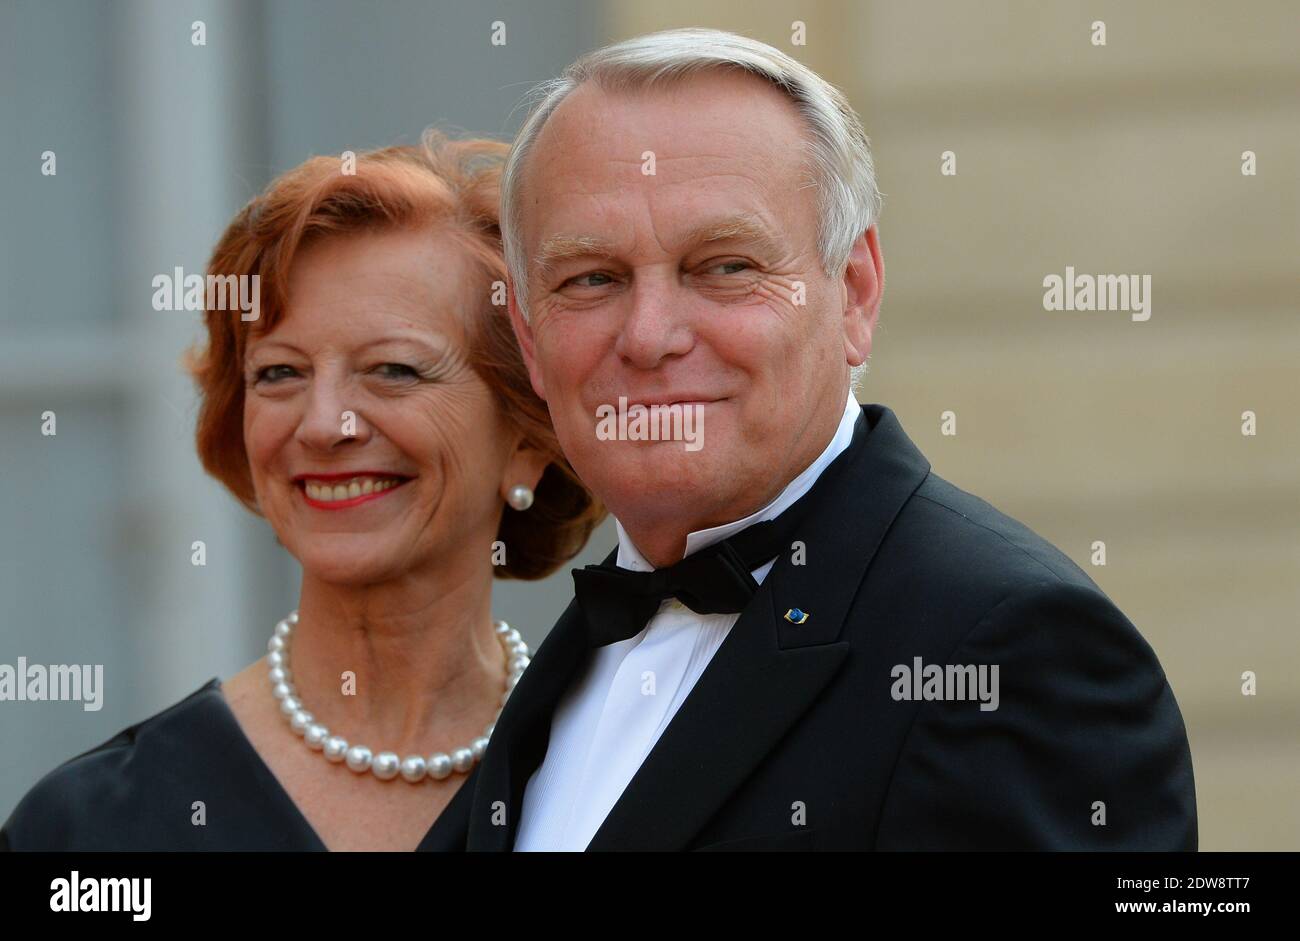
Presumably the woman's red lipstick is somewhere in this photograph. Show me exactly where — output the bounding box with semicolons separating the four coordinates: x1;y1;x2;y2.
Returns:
292;471;413;510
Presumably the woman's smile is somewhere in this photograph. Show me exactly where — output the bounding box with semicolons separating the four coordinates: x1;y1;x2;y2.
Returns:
293;471;415;510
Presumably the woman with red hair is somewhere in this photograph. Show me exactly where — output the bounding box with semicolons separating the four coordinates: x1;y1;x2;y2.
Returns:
2;131;602;851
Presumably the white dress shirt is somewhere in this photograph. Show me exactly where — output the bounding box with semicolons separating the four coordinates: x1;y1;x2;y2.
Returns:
513;390;863;851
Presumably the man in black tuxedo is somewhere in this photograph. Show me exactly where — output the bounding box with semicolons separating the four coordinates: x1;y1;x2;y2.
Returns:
469;28;1197;851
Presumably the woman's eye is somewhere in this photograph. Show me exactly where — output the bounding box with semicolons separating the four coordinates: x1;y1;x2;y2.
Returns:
372;363;420;380
255;364;298;383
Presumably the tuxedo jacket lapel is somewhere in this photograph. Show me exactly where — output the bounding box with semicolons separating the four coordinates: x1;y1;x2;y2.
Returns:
465;580;603;850
587;405;931;850
585;589;849;851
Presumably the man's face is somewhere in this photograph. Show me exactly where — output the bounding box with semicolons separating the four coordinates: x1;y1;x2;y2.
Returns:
511;70;879;549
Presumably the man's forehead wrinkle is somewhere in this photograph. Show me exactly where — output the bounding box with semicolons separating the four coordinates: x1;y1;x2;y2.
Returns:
537;84;800;171
530;187;785;253
535;168;770;224
540;158;776;196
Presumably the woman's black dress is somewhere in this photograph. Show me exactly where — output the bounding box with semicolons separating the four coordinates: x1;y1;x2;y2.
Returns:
0;678;476;851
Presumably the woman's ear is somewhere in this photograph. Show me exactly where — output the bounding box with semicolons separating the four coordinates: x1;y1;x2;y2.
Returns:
500;440;550;503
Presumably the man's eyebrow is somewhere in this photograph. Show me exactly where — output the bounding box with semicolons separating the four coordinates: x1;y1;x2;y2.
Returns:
532;216;784;277
534;235;618;276
681;216;784;256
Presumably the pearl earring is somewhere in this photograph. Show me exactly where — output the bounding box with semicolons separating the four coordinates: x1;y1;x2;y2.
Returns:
506;484;534;511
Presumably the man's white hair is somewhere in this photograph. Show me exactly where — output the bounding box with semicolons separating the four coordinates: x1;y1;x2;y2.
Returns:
500;27;882;390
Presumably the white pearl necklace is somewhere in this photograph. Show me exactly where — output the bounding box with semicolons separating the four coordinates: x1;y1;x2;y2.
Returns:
265;610;530;783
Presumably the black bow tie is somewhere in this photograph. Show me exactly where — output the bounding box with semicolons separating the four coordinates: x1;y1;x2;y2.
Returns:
572;408;868;649
573;505;806;648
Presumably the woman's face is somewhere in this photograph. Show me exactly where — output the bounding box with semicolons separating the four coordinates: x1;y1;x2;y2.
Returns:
242;228;526;586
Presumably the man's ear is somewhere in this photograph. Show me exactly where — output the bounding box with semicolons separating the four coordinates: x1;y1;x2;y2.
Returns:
507;278;547;401
842;225;884;367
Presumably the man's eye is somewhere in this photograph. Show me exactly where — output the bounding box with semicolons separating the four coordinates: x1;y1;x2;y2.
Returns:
372;363;420;379
704;260;750;275
255;364;298;383
565;272;614;288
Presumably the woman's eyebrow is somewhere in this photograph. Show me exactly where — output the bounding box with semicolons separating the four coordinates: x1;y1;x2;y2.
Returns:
244;339;303;359
355;334;458;357
246;334;457;359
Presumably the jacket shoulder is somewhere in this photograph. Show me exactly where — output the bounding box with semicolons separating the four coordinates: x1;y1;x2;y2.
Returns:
871;476;1196;849
912;473;1098;586
1;680;222;851
886;471;1167;691
870;471;1113;618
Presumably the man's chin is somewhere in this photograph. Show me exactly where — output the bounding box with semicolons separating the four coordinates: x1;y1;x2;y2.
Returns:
587;448;723;509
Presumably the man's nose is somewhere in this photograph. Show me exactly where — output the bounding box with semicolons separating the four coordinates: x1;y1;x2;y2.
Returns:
613;275;694;369
294;374;371;451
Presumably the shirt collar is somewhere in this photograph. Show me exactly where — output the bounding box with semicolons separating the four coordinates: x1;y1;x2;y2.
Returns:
614;389;862;572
